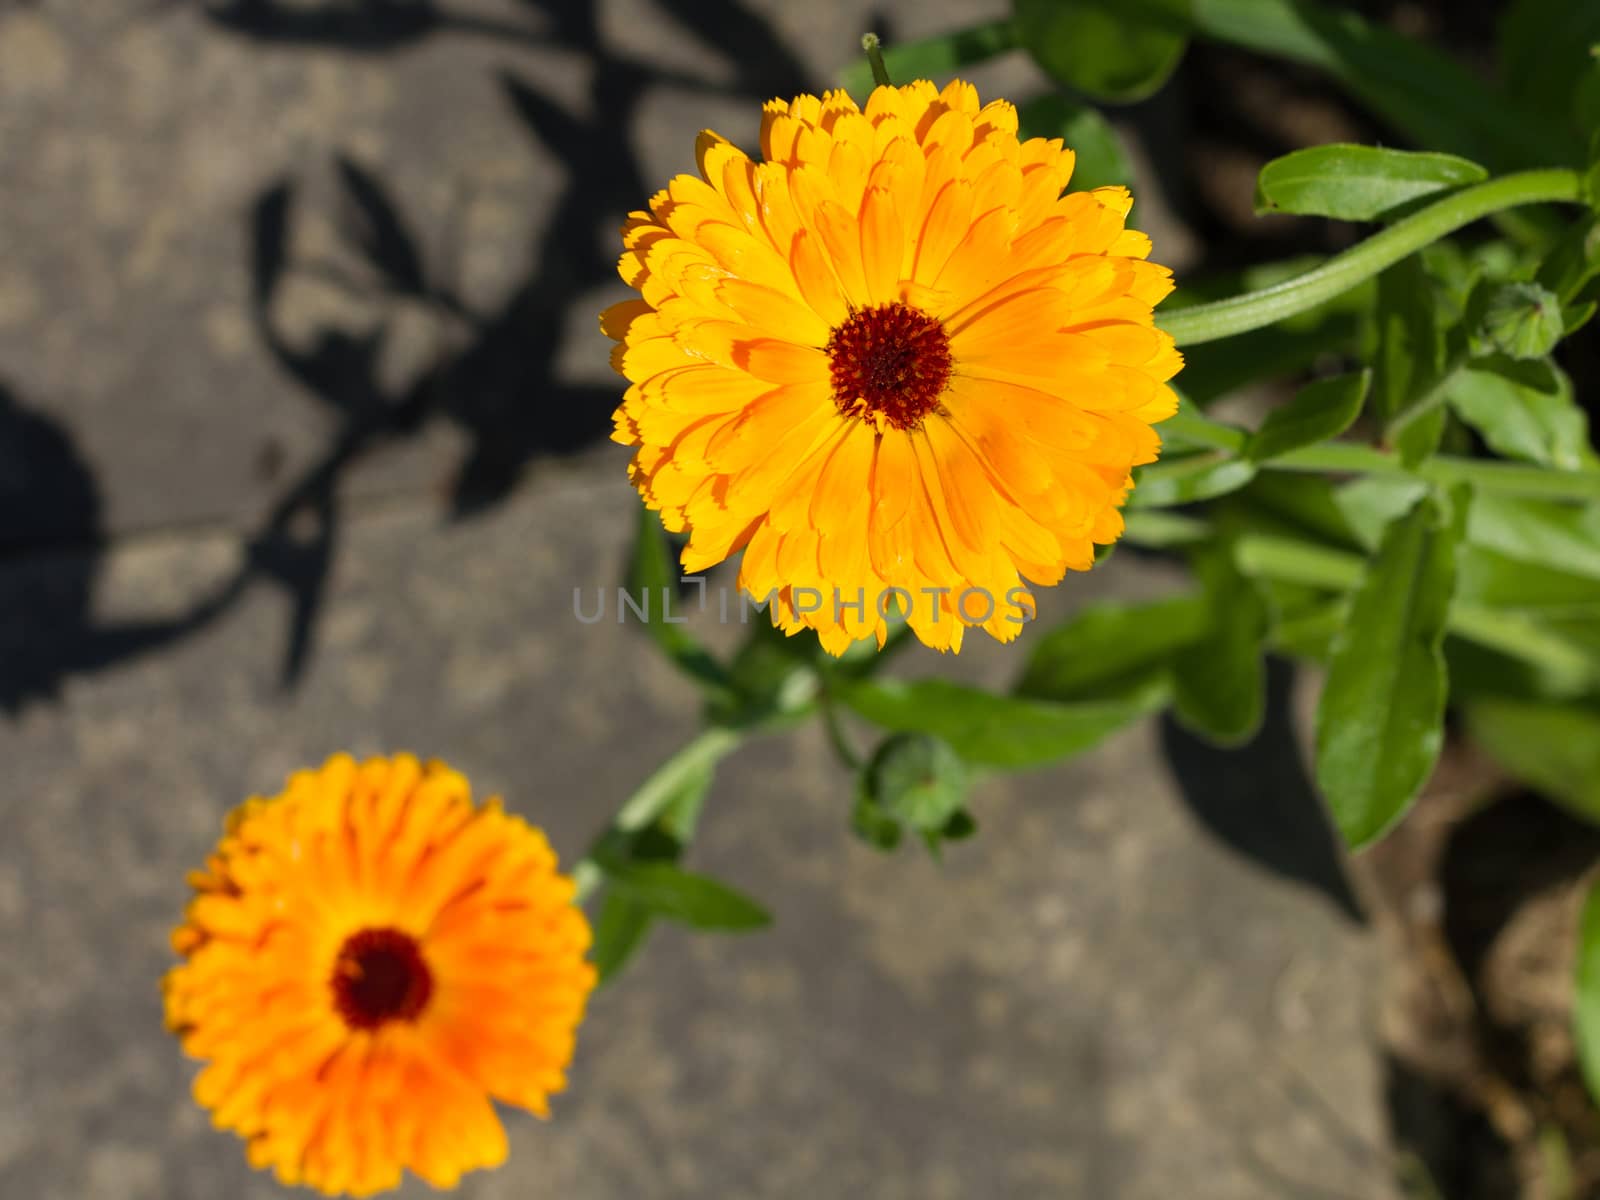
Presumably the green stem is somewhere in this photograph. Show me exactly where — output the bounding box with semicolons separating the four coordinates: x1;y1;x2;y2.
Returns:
1383;359;1464;444
1271;443;1600;502
614;725;742;831
1159;404;1248;452
820;693;865;771
1160;407;1600;503
861;32;893;87
1233;534;1599;689
1158;169;1583;346
573;725;743;904
1121;509;1212;546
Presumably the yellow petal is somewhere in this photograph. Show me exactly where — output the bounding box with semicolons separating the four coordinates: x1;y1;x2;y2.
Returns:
859;186;905;305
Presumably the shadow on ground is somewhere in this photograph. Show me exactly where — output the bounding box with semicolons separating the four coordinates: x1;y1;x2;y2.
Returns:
2;0;816;703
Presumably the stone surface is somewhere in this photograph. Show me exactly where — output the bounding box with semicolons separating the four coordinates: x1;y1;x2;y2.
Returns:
0;0;1054;543
1;2;1391;1197
1;470;1392;1199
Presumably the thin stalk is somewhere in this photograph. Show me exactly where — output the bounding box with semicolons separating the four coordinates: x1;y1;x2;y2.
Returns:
820;694;865;771
1158;169;1583;346
574;724;744;904
1233;534;1599;688
861;32;893;87
614;725;741;831
1158;407;1600;503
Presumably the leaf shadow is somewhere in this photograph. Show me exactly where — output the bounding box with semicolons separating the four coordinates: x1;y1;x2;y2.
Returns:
1158;656;1365;923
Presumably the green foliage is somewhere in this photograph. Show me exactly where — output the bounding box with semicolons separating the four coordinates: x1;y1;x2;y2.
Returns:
1016;594;1207;701
1314;489;1465;849
1255;145;1487;222
586;735;724;982
853;733;974;856
600;861;771;931
709;617;824;730
1013;0;1191;102
1446;358;1594;471
1471;283;1565;360
1129;453;1258;507
1244;371;1369;463
1172;545;1268;745
1370;255;1446;441
1498;0;1600;137
590;893;654;984
1468;495;1600;582
602;12;1600;1059
843;678;1164;769
1465;698;1600;825
626;507;734;697
1188;0;1576;168
837;18;1017;97
1539;215;1600;300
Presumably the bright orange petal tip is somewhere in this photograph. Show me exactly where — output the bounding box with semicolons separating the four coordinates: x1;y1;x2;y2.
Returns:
605;78;1182;655
164;754;597;1197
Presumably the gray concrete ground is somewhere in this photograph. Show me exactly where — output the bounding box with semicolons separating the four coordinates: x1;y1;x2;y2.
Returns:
1;2;1393;1197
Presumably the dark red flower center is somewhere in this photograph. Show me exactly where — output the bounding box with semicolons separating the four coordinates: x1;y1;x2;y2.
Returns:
826;302;953;430
331;927;433;1030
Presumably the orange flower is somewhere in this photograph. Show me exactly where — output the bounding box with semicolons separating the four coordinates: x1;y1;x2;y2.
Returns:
164;754;596;1197
604;79;1181;654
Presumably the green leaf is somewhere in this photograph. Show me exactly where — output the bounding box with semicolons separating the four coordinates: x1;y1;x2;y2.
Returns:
1465;697;1600;824
1254;145;1487;222
1573;876;1600;1109
941;810;978;842
1393;402;1447;470
1267;588;1347;662
1458;544;1600;615
843;678;1164;769
1471;282;1565;360
1172;545;1268;745
1446;356;1596;471
1237;471;1370;550
1014;0;1191;103
1245;370;1369;463
710;618;822;729
1371;254;1445;432
1535;215;1600;307
1334;476;1429;551
1587;129;1600;212
1016;94;1136;193
1159;395;1249;453
1499;0;1600;132
1467;494;1600;582
838;19;1018;98
1128;452;1257;508
1314;488;1466;849
850;782;904;852
1016;593;1207;701
626;507;733;695
1189;0;1576;169
1579;50;1600;137
590;893;654;985
603;861;771;931
1121;510;1212;547
854;733;974;856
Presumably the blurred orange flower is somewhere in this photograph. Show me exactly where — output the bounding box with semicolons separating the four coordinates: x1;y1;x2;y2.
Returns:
165;754;595;1197
605;79;1181;654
